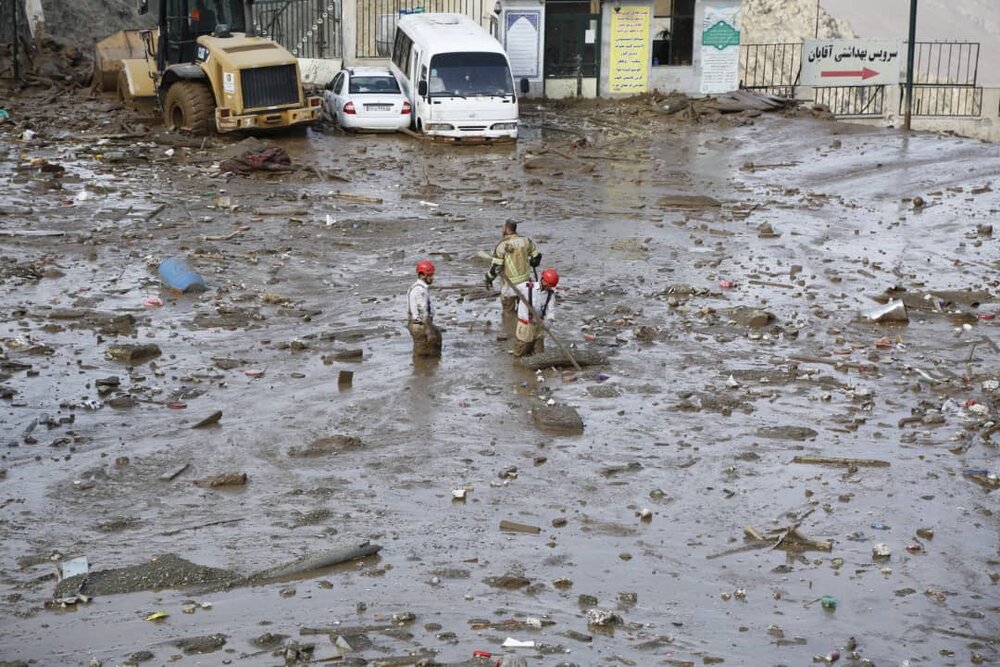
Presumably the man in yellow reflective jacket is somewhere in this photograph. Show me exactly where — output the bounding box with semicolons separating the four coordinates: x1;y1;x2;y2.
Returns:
484;221;542;314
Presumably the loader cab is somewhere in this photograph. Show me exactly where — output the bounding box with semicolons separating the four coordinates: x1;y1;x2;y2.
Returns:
153;0;248;68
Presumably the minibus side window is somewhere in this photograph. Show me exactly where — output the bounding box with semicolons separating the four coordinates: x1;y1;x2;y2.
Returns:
401;36;413;79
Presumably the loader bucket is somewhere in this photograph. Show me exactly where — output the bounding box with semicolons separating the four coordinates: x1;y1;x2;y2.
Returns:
92;29;159;91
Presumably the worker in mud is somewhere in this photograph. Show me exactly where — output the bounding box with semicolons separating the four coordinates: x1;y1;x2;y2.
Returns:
407;260;442;357
513;268;558;358
485;220;542;315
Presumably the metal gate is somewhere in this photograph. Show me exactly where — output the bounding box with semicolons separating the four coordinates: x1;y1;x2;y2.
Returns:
255;0;342;58
740;40;982;119
0;0;33;83
355;0;484;59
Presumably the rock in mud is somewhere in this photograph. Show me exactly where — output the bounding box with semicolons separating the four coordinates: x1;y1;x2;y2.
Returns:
193;472;247;488
657;194;722;208
727;307;775;328
755;426;818;441
516;348;606;370
174;634;227;654
287;435;363;457
485;574;532;590
532;403;584;434
127;651;154;663
104;344;161;365
191;410;222;429
586;608;622;627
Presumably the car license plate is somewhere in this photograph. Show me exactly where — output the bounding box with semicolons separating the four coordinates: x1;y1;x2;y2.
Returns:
364;104;393;112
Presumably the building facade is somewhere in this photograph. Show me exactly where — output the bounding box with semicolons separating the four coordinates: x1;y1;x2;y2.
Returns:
262;0;741;97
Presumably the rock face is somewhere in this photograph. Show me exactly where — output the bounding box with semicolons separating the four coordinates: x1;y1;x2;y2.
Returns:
742;0;857;44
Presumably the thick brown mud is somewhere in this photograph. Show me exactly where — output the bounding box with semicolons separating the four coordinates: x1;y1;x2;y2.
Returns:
1;92;998;666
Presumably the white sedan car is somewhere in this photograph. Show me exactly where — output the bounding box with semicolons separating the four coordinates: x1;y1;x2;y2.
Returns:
321;67;411;132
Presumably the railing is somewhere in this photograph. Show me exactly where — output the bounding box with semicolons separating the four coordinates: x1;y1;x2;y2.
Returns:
355;0;485;59
255;0;343;59
814;85;886;117
739;42;800;96
907;41;978;86
899;85;982;117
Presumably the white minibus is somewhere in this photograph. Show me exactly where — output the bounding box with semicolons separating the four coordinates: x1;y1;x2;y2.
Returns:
389;13;528;142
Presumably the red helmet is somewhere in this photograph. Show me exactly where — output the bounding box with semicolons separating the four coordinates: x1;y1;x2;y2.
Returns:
541;268;559;287
416;259;435;276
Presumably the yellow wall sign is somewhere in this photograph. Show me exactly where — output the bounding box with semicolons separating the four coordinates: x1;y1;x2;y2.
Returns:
609;6;650;94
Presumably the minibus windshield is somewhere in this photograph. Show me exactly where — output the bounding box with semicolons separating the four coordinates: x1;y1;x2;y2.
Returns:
427;52;514;97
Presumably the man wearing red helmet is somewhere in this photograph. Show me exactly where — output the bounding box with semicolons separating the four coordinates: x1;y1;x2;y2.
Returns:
513;268;558;357
407;260;441;357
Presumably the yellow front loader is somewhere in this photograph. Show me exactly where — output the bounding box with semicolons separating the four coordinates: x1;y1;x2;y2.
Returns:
104;0;320;134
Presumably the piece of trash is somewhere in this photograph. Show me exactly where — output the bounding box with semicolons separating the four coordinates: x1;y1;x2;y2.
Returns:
452;488;467;501
21;129;36;141
193;472;247;488
338;370;354;388
192;410;223;429
158;257;207;294
725;374;741;388
719;280;737;289
165;148;176;157
167;402;187;410
871;523;890;530
143;296;164;309
472;650;492;658
75;190;91;201
819;595;837;610
0;109;10;123
872;543;892;559
638;508;653;522
978;313;996;320
502;637;535;648
245;369;265;378
867;300;908;323
325;214;337;226
874;336;893;349
419;200;439;207
145;611;169;621
499;520;541;534
61;556;89;580
906;543;923;553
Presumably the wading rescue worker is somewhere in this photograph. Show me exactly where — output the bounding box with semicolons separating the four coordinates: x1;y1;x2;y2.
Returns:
485;220;542;315
514;268;558;358
407;260;442;357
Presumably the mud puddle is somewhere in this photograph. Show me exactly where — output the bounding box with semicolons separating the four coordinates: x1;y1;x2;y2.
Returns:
1;93;998;666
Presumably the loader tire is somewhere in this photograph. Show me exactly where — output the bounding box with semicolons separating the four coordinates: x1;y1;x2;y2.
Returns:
163;81;215;135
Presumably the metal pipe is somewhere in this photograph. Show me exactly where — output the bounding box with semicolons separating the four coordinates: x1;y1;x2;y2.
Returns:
814;0;820;38
244;0;256;36
903;0;918;131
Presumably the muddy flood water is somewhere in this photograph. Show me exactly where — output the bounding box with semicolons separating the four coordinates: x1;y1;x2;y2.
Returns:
1;97;998;667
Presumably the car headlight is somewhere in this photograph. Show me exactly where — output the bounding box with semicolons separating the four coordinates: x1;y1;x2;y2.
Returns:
426;123;455;131
491;122;517;131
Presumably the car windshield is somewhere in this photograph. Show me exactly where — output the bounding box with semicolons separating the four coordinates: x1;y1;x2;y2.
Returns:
427;52;514;97
188;0;246;35
349;75;401;94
